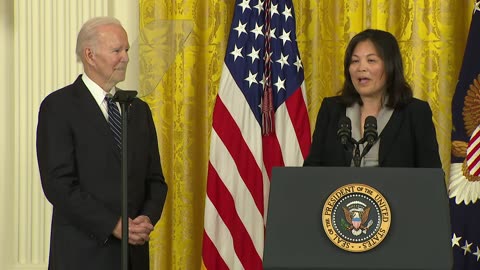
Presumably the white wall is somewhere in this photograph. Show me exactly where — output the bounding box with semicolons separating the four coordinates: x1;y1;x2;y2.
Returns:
0;0;139;269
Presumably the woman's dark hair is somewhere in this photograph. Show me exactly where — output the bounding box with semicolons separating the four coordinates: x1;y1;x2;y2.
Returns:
339;29;413;108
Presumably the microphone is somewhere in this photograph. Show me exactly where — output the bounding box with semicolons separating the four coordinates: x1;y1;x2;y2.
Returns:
337;116;352;145
112;90;138;103
363;116;378;144
359;116;378;161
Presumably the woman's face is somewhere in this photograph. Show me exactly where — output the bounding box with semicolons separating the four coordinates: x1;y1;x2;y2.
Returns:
348;40;387;100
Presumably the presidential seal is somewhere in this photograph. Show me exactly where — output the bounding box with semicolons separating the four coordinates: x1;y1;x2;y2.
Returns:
322;183;391;252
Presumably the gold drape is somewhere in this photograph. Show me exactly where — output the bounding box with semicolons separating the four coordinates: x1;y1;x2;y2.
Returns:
139;0;474;269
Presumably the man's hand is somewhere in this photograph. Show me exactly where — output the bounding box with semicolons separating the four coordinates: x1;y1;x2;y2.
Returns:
129;215;154;245
112;216;154;245
112;218;123;240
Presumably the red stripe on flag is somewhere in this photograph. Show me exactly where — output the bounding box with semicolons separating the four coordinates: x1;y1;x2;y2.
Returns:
471;127;480;142
285;87;311;159
467;142;480;161
262;135;284;180
467;130;480;161
212;97;264;214
467;153;480;172
202;231;229;270
206;163;263;269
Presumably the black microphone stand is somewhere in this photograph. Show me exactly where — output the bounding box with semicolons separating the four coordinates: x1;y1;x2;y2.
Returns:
352;140;362;167
344;116;378;167
347;137;365;167
351;138;377;167
112;90;138;270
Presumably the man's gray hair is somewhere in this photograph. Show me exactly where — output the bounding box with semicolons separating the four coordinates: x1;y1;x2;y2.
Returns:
75;17;122;62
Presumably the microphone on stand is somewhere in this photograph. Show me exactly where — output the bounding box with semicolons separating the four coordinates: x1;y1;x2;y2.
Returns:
360;116;378;157
337;116;352;146
363;116;378;145
359;116;378;162
337;116;361;167
337;115;378;167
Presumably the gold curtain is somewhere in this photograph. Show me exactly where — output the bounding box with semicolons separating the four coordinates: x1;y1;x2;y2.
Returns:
138;0;474;269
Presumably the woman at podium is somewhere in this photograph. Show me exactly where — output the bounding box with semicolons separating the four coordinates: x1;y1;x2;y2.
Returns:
303;29;441;168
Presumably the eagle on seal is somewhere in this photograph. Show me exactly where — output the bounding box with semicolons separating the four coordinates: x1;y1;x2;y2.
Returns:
343;206;371;236
450;74;480;204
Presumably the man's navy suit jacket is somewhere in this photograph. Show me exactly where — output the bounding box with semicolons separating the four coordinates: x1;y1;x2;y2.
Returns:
37;75;168;270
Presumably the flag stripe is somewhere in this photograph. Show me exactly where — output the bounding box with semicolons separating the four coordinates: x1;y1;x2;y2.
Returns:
209;128;265;256
467;142;480;161
218;65;264;167
212;96;264;215
285;85;312;159
202;229;230;270
467;153;480;172
262;135;284;180
203;195;244;269
206;163;263;269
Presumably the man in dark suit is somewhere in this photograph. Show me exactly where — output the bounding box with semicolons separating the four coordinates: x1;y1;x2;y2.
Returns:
36;17;168;270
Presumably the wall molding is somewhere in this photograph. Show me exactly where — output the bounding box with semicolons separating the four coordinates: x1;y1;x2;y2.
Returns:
0;0;14;266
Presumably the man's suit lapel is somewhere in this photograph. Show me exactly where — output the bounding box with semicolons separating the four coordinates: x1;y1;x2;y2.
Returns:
378;108;404;164
72;76;121;160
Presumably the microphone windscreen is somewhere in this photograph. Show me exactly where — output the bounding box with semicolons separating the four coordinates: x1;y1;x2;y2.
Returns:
339;116;351;129
337;116;352;145
364;116;378;144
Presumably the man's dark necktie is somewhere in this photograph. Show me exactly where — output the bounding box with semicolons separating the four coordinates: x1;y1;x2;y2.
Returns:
105;94;122;150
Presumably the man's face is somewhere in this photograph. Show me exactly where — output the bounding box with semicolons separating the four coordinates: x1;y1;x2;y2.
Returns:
88;24;130;91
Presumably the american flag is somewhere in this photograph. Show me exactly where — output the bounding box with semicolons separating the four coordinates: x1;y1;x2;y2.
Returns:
449;1;480;269
202;0;311;269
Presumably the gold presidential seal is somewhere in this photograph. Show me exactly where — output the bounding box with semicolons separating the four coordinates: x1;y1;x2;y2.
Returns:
322;183;391;252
